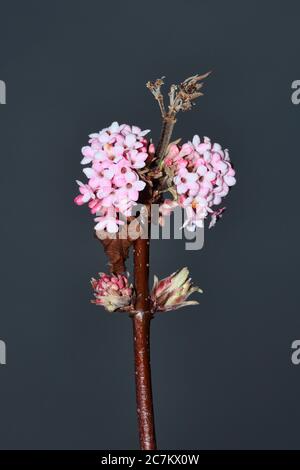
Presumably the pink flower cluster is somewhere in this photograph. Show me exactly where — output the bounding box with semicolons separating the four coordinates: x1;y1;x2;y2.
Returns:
91;272;133;312
163;135;236;230
75;122;153;233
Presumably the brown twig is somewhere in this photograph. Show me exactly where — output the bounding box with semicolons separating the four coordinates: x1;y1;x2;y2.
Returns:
146;77;166;118
147;72;211;165
155;117;177;169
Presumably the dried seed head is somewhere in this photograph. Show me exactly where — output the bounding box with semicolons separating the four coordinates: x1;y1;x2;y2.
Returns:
147;72;211;119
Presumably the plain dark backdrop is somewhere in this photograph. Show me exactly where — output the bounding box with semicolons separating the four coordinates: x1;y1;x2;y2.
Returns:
0;0;300;450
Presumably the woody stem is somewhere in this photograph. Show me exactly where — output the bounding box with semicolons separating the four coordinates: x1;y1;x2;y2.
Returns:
156;116;176;166
132;221;156;450
131;110;177;448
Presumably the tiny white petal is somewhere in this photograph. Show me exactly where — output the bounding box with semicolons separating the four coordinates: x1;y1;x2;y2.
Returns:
213;143;222;151
99;132;110;143
134;142;143;149
132;126;141;134
83;167;97;178
94;150;108;161
187;172;199;182
203;151;211;162
139;129;151;136
103;168;114;179
213;195;222;205
192;135;200;147
94;221;105;231
177;183;187;194
134;180;146;191
82;193;91;203
195;219;204;228
185;223;196;232
132;162;145;169
206;171;216;180
81;156;92;164
109;121;119;133
224;175;236;186
107;220;119;233
125;134;136;147
197;165;207;176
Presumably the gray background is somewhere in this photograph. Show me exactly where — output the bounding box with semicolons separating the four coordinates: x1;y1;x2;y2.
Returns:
0;0;299;450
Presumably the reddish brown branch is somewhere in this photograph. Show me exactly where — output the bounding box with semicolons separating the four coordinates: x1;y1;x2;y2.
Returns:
132;310;156;450
132;233;156;450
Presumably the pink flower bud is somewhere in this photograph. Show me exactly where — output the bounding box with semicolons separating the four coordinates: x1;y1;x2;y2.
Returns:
91;273;133;312
151;267;202;313
148;143;155;155
74;195;85;206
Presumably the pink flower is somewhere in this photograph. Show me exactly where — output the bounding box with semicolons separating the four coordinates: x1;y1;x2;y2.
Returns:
173;168;199;195
88;198;102;214
182;205;208;231
127;149;148;169
113;159;135;187
178;143;194;157
91;272;133;312
95;178;112;199
151;267;202;313
224;174;236;186
101;189;119;208
81;146;95;164
94;209;124;233
192;134;211;154
91;160;115;178
118;179;146;203
74;181;95;205
102;143;123;164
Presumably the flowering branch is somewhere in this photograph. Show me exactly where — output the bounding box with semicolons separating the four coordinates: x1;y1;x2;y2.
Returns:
74;71;236;450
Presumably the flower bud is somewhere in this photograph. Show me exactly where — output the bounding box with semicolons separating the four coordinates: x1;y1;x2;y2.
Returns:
91;273;133;312
151;267;202;313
